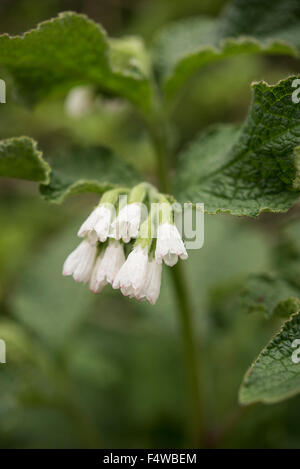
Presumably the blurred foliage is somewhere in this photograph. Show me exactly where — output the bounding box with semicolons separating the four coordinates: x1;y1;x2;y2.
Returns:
1;0;300;449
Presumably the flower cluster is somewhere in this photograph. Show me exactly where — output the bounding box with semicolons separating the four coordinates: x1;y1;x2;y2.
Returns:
63;184;188;305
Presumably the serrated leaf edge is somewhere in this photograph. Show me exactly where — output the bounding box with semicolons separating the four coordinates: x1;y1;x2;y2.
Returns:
239;310;300;405
163;35;298;99
0;136;51;184
39;179;121;204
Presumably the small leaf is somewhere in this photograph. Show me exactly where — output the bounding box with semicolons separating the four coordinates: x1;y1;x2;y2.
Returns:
0;136;50;183
241;273;300;318
239;311;300;404
175;77;300;216
275;297;300;319
154;0;300;101
0;12;153;113
40;143;139;203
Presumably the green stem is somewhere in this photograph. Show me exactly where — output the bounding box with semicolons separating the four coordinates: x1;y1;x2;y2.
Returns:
148;119;171;194
171;262;203;447
149;117;203;447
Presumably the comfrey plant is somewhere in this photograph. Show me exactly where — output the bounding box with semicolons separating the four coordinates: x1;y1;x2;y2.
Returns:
1;0;300;447
63;184;187;304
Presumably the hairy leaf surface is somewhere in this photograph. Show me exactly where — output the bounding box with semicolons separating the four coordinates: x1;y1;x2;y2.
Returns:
175;77;300;216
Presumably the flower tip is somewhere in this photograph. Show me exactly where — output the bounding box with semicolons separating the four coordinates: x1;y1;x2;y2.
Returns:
164;259;177;267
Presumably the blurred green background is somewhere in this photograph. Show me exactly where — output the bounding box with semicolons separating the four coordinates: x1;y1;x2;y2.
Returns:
1;0;300;449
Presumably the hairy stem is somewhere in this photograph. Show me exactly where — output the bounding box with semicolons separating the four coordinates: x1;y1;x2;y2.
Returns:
148;118;171;194
150;118;203;447
171;262;203;447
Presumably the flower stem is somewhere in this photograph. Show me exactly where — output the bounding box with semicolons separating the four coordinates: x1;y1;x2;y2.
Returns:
148;118;171;194
149;117;203;447
170;262;203;447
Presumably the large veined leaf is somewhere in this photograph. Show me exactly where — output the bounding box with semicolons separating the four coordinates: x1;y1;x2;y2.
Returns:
40;143;139;203
0;136;139;203
0;12;153;114
175;76;300;216
154;0;300;101
0;137;50;183
239;311;300;404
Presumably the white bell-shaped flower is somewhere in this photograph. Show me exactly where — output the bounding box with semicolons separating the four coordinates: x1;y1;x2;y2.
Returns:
89;252;107;294
113;244;149;297
63;239;97;283
137;258;162;305
96;240;125;286
110;203;142;243
78;204;113;244
155;222;188;267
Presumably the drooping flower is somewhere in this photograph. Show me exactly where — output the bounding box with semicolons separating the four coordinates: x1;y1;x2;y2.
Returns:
110;202;142;243
96;240;125;286
78;204;113;244
89;251;107;294
155;222;188;267
63;239;97;283
62;183;189;306
113;244;149;298
136;258;162;305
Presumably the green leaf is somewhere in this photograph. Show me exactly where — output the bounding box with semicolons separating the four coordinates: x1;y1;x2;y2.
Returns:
240;218;300;320
241;273;300;318
239;311;300;404
218;0;300;49
154;0;300;102
0;136;50;183
0;135;138;203
241;221;300;319
40;143;139;203
0;12;153;114
175;76;300;216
